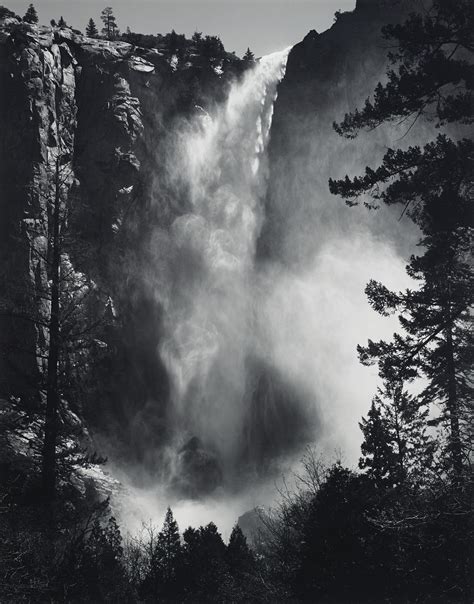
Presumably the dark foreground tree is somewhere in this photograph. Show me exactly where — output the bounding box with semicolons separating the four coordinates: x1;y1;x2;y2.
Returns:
226;524;254;573
36;159;110;504
143;507;182;600
328;1;473;599
330;0;473;140
330;0;473;483
359;382;434;490
357;229;473;481
0;149;112;508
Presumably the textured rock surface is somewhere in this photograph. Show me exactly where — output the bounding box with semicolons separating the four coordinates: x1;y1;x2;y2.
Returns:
0;23;81;402
0;21;239;434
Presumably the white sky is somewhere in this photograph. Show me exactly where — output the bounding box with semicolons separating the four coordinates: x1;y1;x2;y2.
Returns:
7;0;356;56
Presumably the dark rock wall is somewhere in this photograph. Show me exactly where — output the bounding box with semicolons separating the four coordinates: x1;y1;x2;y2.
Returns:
0;22;240;455
0;24;80;404
259;0;420;265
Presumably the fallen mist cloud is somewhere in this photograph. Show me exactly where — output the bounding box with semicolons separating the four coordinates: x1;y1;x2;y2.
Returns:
257;235;412;462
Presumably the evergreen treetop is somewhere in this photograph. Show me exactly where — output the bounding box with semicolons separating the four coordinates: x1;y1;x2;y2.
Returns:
86;17;98;38
243;47;255;64
23;3;38;24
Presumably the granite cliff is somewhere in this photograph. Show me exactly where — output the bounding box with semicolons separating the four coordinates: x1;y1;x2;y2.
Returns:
0;19;244;449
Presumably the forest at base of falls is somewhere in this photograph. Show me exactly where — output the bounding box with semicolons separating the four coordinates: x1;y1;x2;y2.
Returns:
0;0;473;602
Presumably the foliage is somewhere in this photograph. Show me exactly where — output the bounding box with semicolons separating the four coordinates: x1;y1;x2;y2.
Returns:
101;6;119;40
141;507;182;600
22;3;37;24
227;524;254;572
85;17;98;38
0;147;113;506
0;4;17;20
329;0;473;484
325;1;474;599
200;34;225;59
243;47;255;64
331;0;473;136
359;386;434;490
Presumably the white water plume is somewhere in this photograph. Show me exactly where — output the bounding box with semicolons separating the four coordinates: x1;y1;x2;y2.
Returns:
114;43;416;532
157;49;291;476
130;42;414;516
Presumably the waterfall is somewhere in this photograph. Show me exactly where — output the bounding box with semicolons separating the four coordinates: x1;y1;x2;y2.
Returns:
118;45;408;529
156;49;290;492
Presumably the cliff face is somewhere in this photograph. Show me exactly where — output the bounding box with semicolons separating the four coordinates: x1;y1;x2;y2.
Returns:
0;20;240;442
260;0;419;264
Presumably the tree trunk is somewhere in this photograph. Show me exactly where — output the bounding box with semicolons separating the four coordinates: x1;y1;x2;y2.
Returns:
42;160;61;502
393;383;406;486
445;323;463;481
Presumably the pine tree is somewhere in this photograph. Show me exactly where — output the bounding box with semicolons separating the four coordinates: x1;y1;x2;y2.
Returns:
201;35;225;59
329;0;473;483
359;399;398;489
101;7;118;40
356;226;472;482
154;507;181;584
145;507;181;599
227;525;254;573
23;3;38;24
299;464;373;602
86;17;98;38
192;30;202;47
181;522;229;599
57;15;66;28
243;47;255;64
72;515;127;600
359;384;434;490
330;0;473;141
0;138;112;506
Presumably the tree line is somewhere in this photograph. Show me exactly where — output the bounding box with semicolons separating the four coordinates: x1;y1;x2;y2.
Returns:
0;4;256;64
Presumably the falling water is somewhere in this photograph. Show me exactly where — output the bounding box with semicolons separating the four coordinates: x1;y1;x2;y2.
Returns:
156;49;291;491
116;45;410;531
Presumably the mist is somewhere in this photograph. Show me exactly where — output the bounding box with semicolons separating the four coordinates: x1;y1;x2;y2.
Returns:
111;45;418;534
